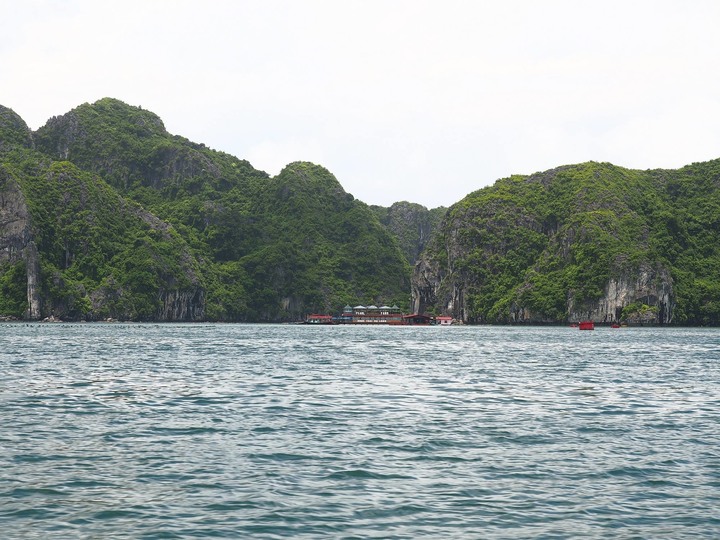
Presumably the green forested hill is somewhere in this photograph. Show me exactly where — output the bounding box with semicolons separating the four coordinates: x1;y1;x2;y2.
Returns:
414;161;720;325
5;98;720;324
1;98;410;321
245;162;411;319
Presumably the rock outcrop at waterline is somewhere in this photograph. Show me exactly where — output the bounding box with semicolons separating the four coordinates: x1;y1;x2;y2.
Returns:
414;258;675;325
566;263;674;325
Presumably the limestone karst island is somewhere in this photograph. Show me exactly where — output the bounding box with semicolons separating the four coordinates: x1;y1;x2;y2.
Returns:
1;98;719;325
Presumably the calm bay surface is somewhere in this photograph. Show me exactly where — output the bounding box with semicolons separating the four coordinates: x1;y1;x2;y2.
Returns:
1;323;719;539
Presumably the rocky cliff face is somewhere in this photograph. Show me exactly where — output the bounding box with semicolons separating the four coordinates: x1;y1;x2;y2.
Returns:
498;263;675;324
158;288;206;320
567;263;674;324
0;157;206;322
371;202;446;266
0;167;41;318
414;239;675;326
37;111;84;160
412;255;469;321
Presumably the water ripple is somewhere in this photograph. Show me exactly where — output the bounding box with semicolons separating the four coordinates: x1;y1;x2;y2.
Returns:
1;324;719;538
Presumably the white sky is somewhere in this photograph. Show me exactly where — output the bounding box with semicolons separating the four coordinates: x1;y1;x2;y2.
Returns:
3;0;720;208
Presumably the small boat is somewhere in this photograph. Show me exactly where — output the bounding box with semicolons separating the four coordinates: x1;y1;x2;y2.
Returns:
611;323;620;328
578;320;595;330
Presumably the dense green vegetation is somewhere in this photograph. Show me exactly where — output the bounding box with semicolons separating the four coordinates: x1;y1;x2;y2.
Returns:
5;98;720;324
0;260;27;317
244;163;411;317
0;105;33;152
420;161;720;324
1;98;410;321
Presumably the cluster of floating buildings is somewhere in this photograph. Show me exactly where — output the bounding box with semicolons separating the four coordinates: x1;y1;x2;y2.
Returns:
306;305;453;326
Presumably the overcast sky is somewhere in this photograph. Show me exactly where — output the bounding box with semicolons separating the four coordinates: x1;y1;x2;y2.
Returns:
3;0;720;208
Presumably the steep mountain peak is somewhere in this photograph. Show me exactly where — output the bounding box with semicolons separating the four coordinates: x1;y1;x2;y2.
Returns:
0;105;33;151
278;161;344;186
35;98;168;162
273;161;351;202
70;98;167;137
32;97;270;196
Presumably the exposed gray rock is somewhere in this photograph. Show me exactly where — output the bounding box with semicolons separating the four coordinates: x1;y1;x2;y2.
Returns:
372;201;446;266
568;263;674;324
0;166;41;318
158;288;205;321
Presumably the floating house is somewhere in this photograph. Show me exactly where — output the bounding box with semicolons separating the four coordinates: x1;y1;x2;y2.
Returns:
306;314;334;324
305;305;453;325
340;304;404;324
403;313;433;325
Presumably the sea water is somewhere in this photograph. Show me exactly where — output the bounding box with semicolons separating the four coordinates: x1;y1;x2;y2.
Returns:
1;323;719;539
